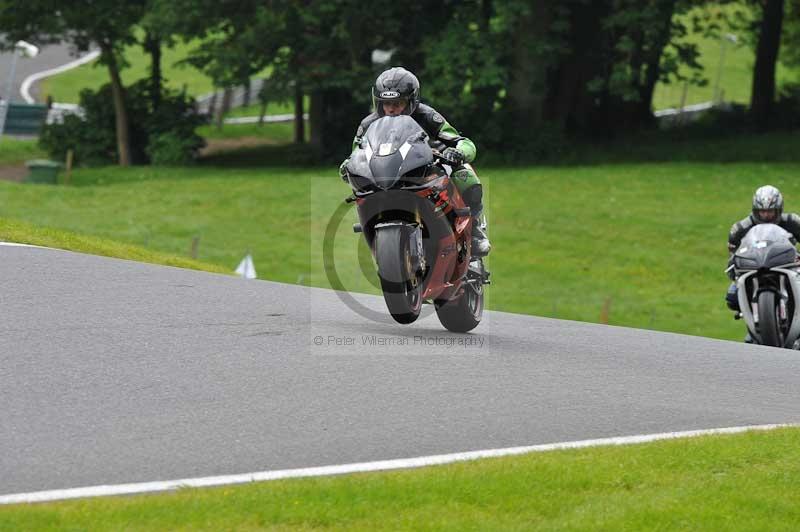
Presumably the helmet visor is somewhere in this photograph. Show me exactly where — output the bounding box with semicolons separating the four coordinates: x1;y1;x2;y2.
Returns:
373;91;410;115
756;209;779;223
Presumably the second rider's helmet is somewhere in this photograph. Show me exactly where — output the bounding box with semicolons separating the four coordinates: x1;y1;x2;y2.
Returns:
752;185;784;223
372;67;420;116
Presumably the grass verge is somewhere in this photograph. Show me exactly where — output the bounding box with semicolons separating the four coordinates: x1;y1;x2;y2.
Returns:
0;217;228;274
0;138;46;165
1;427;798;530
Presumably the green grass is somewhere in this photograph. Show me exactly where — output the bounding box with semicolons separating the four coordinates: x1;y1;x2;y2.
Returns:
0;217;228;274
0;138;45;165
2;427;799;530
2;134;799;342
39;38;218;103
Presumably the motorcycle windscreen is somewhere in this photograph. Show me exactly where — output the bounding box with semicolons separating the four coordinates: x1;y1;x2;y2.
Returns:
363;115;424;156
735;223;797;268
363;115;433;188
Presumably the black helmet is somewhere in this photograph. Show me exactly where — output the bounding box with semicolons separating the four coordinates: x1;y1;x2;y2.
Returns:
372;67;420;116
752;185;783;223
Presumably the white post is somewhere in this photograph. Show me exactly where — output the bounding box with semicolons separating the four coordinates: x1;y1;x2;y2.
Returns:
713;34;738;105
713;39;728;104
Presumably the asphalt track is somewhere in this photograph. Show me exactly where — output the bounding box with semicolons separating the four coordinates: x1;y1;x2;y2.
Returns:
0;43;82;103
2;245;800;497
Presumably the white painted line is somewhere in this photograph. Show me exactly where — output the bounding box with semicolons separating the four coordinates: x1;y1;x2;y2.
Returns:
20;50;101;104
654;101;715;117
0;423;795;505
224;113;308;124
0;242;43;248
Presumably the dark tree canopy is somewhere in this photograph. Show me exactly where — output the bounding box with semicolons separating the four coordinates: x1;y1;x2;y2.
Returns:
3;0;798;164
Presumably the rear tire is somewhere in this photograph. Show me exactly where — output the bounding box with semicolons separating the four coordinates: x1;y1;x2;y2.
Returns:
435;261;484;333
375;226;422;324
758;291;781;347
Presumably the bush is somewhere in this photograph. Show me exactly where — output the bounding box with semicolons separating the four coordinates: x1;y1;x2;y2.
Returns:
774;83;800;130
39;80;205;166
146;131;203;165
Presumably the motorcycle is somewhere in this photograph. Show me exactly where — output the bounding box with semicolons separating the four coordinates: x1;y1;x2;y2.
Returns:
343;115;490;332
729;223;800;348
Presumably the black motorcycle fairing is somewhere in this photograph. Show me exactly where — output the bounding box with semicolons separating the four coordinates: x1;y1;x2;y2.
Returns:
734;224;798;270
347;150;372;189
346;116;434;191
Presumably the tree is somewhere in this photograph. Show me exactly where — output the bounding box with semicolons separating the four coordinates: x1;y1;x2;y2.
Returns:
420;0;506;145
150;0;288;132
751;0;786;129
0;0;146;166
781;0;800;69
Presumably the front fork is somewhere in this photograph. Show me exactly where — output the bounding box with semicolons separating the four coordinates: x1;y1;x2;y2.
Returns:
746;277;790;324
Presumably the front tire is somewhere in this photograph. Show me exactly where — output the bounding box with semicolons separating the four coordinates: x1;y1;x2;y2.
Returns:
375;226;422;324
758;291;781;346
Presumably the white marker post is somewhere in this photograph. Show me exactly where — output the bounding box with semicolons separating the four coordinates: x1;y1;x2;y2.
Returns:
235;253;257;279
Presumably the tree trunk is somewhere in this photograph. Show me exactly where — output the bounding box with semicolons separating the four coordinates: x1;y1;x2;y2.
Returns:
637;0;677;127
309;88;361;160
470;0;498;133
751;0;786;130
243;79;251;107
294;82;305;144
309;89;324;151
103;45;131;167
215;87;232;130
505;1;552;143
143;30;162;110
545;1;613;134
258;98;267;126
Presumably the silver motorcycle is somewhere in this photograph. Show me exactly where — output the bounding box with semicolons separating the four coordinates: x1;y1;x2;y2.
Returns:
729;224;800;348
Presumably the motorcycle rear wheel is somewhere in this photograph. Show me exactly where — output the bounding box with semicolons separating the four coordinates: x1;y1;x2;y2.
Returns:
375;226;422;324
757;291;782;347
435;261;484;333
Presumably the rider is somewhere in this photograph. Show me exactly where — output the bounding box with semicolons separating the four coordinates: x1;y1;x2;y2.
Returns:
725;185;800;311
340;67;491;256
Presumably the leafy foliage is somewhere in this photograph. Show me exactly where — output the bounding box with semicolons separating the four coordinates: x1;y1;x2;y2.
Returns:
6;0;800;162
40;80;205;166
781;0;800;68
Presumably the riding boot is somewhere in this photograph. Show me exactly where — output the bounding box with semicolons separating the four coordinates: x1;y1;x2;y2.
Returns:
471;212;491;257
461;183;491;257
725;282;740;311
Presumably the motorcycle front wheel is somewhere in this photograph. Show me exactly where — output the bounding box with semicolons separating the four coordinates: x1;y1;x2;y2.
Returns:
375;225;422;324
757;291;782;346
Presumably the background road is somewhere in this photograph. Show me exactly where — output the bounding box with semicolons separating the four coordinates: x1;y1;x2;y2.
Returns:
2;245;799;495
0;43;85;103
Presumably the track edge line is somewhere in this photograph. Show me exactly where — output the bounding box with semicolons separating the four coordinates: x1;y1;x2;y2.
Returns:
1;423;796;505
